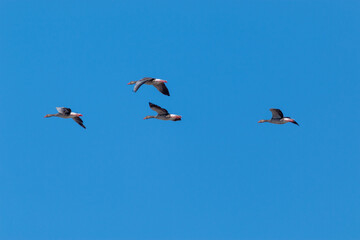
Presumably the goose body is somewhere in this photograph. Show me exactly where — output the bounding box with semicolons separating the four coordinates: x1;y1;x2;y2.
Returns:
144;102;181;121
258;108;299;126
44;107;86;129
128;77;170;96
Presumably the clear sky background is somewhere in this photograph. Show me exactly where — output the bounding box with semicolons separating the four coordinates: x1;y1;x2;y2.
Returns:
0;1;359;239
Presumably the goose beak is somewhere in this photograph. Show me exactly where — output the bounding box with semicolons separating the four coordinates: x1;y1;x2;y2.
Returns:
78;114;83;117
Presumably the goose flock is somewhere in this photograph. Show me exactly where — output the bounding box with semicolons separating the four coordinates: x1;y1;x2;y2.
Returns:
44;77;299;128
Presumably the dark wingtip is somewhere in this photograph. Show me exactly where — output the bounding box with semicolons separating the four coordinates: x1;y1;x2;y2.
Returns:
160;89;170;96
292;121;300;126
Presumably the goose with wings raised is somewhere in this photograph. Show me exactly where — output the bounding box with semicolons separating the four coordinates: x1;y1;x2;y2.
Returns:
44;107;86;129
258;108;299;126
144;102;181;121
128;77;170;96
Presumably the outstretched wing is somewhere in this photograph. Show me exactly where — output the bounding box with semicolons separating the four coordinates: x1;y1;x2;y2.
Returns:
133;77;154;92
153;82;170;96
149;102;168;115
270;108;284;119
56;107;71;115
73;117;86;129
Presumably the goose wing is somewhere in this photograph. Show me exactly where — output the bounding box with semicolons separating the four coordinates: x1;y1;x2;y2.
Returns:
56;107;71;116
291;120;299;126
149;102;168;115
133;77;154;92
153;82;170;96
270;108;284;119
73;117;86;129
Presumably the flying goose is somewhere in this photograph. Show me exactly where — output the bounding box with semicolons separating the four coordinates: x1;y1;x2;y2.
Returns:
128;77;170;96
258;108;299;126
44;107;86;129
144;102;181;121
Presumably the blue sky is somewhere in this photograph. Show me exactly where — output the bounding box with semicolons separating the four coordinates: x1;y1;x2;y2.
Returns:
0;1;359;239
